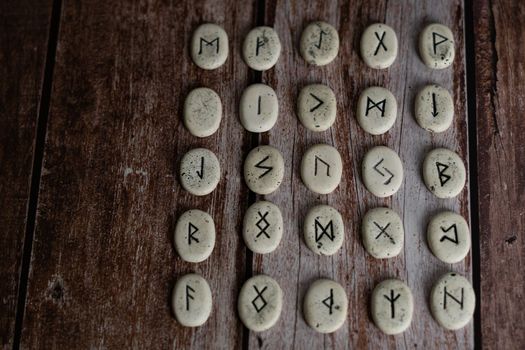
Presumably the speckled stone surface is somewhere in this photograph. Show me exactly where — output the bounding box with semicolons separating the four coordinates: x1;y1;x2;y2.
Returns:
371;279;413;335
244;145;284;195
427;211;471;264
422;148;466;198
243;201;283;254
179;148;220;196
362;207;404;259
303;279;348;333
190;23;228;70
242;26;281;71
238;275;283;332
174;209;215;263
415;84;454;133
172;273;212;327
419;23;455;69
361;146;403;197
356;86;397;135
300;21;339;66
297;84;337;131
300;144;342;194
304;204;344;256
430;272;475;330
240;83;279;133
360;23;398;69
183;87;222;137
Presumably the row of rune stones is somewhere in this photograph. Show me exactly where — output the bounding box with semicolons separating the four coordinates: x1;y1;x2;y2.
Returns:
191;22;454;70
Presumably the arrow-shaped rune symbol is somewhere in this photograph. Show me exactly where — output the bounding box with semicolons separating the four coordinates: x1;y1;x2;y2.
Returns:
196;156;204;179
431;92;439;117
373;158;394;185
315;30;328;49
309;93;324;112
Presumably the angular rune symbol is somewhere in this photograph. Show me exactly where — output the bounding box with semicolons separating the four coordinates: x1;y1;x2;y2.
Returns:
365;97;386;117
186;285;195;311
309;93;324;112
383;289;401;318
251;285;268;312
431;92;439;117
322;288;335;315
196;156;204;179
256;36;265;56
198;37;219;54
255;211;270;239
432;32;449;55
314;156;330;176
315;219;335;243
374;31;387;55
255;155;273;178
373;158;394;185
440;224;459;244
374;221;395;245
315;29;328;49
188;222;200;245
444;286;464;310
436;162;451;186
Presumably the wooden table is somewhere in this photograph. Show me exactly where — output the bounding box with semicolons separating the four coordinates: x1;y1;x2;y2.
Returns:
1;0;523;348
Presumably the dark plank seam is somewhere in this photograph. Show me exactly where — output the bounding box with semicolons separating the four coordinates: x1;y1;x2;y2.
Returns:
464;0;482;348
12;0;63;348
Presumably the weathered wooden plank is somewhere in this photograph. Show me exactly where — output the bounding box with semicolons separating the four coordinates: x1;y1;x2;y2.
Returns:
473;1;525;348
20;0;255;348
0;1;53;348
250;0;472;348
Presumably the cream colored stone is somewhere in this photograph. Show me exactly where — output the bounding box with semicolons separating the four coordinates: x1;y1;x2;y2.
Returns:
183;87;222;137
190;23;228;70
243;201;283;254
430;272;475;330
300;144;342;194
300;21;339;66
362;146;403;197
172;273;212;327
243;26;281;71
304;205;344;256
179;148;220;196
297;84;336;131
356;86;397;135
244;146;284;195
415;84;454;133
360;23;398;69
427;211;470;264
371;279;413;335
303;279;347;333
174;209;215;263
240;84;278;133
362;207;404;259
419;23;455;69
422;148;466;198
238;275;283;332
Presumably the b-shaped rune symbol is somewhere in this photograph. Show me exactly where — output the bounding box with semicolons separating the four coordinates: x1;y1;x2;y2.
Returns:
314;156;330;176
383;289;401;318
436;162;451;186
186;285;195;311
440;224;459;244
315;219;335;243
255;211;271;239
322;288;335;315
373;221;395;245
196;156;204;179
198;37;220;54
373;158;395;185
255;155;273;178
188;222;200;245
373;31;387;55
251;285;268;312
365;97;386;117
315;29;329;49
444;286;464;310
309;93;324;112
432;32;449;55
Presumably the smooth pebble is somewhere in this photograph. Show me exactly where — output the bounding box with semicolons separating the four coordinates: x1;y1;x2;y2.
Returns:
300;144;342;194
419;23;455;69
362;146;403;197
300;21;339;66
244;145;284;195
243;26;281;71
297;84;337;131
360;23;398;69
243;201;283;254
190;23;228;70
183;87;222;137
357;86;397;135
371;279;413;335
422;148;466;198
174;209;215;263
180;148;220;196
240;84;279;133
303;279;348;333
415;84;454;133
427;211;471;264
304;204;344;256
172;273;212;327
362;207;404;259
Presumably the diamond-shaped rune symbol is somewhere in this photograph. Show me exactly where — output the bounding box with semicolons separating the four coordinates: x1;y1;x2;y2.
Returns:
255;211;270;238
251;285;268;313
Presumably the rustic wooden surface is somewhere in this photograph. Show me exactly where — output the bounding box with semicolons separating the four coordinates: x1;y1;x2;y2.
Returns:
473;0;525;349
0;1;52;348
1;0;524;349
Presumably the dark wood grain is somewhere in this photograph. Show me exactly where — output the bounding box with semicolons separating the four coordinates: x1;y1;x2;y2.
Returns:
250;0;472;348
473;1;525;349
0;1;52;348
19;0;256;348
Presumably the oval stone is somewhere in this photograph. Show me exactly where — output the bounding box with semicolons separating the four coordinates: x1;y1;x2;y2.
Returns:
362;146;403;197
362;207;404;259
427;211;470;264
240;84;279;133
172;273;212;327
174;209;215;263
300;21;339;66
190;23;228;70
179;148;220;196
242;26;281;71
360;23;398;69
371;279;413;335
243;201;283;254
244;145;284;195
422;148;466;198
415;84;454;133
357;86;397;135
419;23;455;69
304;204;344;256
300;144;343;194
303;279;348;333
297;84;337;131
183;87;222;137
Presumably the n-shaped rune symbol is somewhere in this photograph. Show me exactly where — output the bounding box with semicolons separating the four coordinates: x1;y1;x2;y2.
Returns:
383;289;401;318
314;156;330;176
374;221;395;245
373;158;394;185
374;31;387;55
444;286;464;310
251;285;268;312
322;288;335;315
440;224;459;244
255;211;271;239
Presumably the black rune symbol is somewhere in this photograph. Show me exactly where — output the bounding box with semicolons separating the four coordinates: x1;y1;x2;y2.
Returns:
436;162;451;186
432;32;449;55
309;93;324;112
373;221;395;245
186;285;195;311
315;29;328;49
374;31;387;55
365;97;386;117
383;289;401;318
315;219;335;243
188;222;200;245
251;285;268;312
440;224;459;244
198;37;219;54
314;156;330;176
255;155;273;178
256;36;265;56
431;92;439;117
373;158;394;185
255;211;270;239
444;286;464;310
322;288;335;314
196;156;204;179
